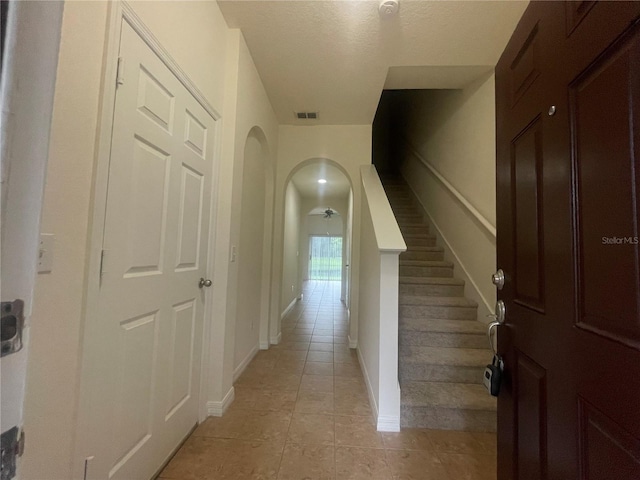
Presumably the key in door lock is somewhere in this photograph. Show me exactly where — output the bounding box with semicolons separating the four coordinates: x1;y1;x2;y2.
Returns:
1;301;24;358
484;354;504;397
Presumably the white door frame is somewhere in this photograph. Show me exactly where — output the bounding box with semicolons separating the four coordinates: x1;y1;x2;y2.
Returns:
73;1;222;476
0;0;64;472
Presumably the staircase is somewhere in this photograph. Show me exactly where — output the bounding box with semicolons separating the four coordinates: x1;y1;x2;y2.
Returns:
381;175;497;432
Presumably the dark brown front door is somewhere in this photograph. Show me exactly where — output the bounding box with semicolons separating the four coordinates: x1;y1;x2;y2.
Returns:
495;2;640;479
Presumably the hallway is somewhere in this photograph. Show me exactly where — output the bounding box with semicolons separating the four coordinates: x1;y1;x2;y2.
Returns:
159;281;496;479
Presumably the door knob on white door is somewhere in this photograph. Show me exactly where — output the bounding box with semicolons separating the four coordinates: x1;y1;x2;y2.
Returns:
199;278;212;288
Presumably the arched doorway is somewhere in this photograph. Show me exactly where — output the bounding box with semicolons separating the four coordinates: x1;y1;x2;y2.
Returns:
278;159;353;331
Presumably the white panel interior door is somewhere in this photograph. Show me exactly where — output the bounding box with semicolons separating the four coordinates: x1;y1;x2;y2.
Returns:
80;20;215;480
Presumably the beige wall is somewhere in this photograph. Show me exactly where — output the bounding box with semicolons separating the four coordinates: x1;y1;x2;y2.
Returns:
395;73;497;317
272;125;372;344
21;3;111;477
219;32;279;386
234;132;267;371
280;182;302;319
21;2;278;478
357;198;381;408
124;1;228;109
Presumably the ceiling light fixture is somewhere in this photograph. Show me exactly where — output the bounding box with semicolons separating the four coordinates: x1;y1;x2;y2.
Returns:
379;0;399;18
318;179;327;184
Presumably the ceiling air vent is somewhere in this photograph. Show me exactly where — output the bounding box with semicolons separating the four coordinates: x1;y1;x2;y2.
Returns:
295;111;319;120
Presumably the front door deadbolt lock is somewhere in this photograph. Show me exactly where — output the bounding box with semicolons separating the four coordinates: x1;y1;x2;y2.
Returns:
491;269;505;290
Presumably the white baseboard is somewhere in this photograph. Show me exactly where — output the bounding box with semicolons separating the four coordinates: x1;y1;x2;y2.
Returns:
270;332;282;345
348;335;358;349
207;386;235;417
377;415;401;432
356;345;400;431
260;341;269;349
356;346;379;422
233;344;259;382
280;297;297;319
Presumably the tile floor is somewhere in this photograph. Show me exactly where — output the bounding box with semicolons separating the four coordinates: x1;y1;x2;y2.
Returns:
159;280;497;479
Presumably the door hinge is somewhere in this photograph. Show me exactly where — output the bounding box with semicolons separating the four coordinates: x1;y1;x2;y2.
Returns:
115;57;125;88
1;427;25;480
99;249;107;278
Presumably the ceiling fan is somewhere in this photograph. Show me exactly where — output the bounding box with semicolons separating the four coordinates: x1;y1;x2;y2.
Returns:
323;208;335;219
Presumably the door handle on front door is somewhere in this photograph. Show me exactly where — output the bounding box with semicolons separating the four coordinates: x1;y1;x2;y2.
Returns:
491;269;505;290
487;321;500;355
486;300;506;324
199;278;212;288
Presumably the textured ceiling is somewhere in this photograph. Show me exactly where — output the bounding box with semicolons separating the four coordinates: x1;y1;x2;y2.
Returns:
291;162;351;199
218;0;528;125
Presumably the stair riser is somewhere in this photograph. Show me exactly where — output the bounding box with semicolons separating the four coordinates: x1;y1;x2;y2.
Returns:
385;192;411;198
400;250;444;262
400;265;453;277
399;330;488;349
399;282;463;296
400;305;477;320
402;238;438;248
392;206;422;214
390;202;416;211
384;187;410;193
399;362;485;384
400;407;496;432
395;216;424;224
386;193;411;200
400;317;483;329
400;226;430;235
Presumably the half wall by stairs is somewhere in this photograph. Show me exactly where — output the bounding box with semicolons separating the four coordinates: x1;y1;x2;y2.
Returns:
381;175;497;432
